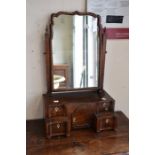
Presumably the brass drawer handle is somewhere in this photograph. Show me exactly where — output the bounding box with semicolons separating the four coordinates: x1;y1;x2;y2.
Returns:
57;123;60;128
54;107;59;112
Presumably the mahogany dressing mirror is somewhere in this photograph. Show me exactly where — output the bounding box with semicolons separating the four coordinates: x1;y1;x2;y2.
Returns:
45;11;106;93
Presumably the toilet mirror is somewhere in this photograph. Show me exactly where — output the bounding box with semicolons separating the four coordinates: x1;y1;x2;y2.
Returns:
44;11;105;93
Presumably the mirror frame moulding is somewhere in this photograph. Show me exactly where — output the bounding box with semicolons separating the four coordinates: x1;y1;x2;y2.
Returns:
44;11;106;95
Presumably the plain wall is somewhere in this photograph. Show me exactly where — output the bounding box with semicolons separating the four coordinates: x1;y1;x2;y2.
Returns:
104;40;129;117
26;0;129;119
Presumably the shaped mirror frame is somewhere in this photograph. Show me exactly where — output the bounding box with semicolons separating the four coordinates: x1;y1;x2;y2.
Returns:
44;11;106;94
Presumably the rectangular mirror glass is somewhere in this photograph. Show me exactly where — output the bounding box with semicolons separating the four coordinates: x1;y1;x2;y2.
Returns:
52;14;99;90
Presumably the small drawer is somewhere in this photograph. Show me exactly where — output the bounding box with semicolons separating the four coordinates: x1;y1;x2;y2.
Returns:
100;116;114;130
45;117;71;138
94;112;115;132
48;103;66;118
102;102;111;111
50;122;66;134
97;101;114;113
48;106;65;117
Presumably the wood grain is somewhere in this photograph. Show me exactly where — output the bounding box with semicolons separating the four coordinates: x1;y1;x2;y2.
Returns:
27;111;129;155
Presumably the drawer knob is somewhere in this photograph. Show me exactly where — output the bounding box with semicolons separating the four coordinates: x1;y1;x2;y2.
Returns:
57;123;60;128
54;107;59;112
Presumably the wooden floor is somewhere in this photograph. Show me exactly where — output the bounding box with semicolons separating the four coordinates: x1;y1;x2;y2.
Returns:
26;111;129;155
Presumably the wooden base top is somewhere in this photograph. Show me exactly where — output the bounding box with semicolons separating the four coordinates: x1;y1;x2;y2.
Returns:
27;111;129;155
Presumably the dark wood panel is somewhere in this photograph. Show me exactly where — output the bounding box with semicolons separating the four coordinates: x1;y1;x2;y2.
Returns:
43;90;115;131
26;111;129;155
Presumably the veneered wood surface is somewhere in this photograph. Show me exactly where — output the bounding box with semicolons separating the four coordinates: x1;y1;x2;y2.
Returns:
43;91;115;130
27;111;129;155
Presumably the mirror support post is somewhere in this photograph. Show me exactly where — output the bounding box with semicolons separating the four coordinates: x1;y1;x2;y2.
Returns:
98;28;107;95
45;25;52;93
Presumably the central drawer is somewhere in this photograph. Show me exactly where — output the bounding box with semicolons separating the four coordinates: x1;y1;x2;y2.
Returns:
71;102;96;129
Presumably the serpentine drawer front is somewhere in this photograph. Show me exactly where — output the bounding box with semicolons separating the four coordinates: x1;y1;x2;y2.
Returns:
45;117;70;138
94;112;116;132
48;105;65;117
97;100;114;113
47;100;66;118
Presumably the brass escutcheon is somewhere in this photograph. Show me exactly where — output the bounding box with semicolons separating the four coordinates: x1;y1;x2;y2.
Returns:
57;123;60;128
105;107;108;111
105;119;109;124
73;117;76;122
54;107;59;112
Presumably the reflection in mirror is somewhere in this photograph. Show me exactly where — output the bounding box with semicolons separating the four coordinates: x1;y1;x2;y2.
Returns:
52;15;99;90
